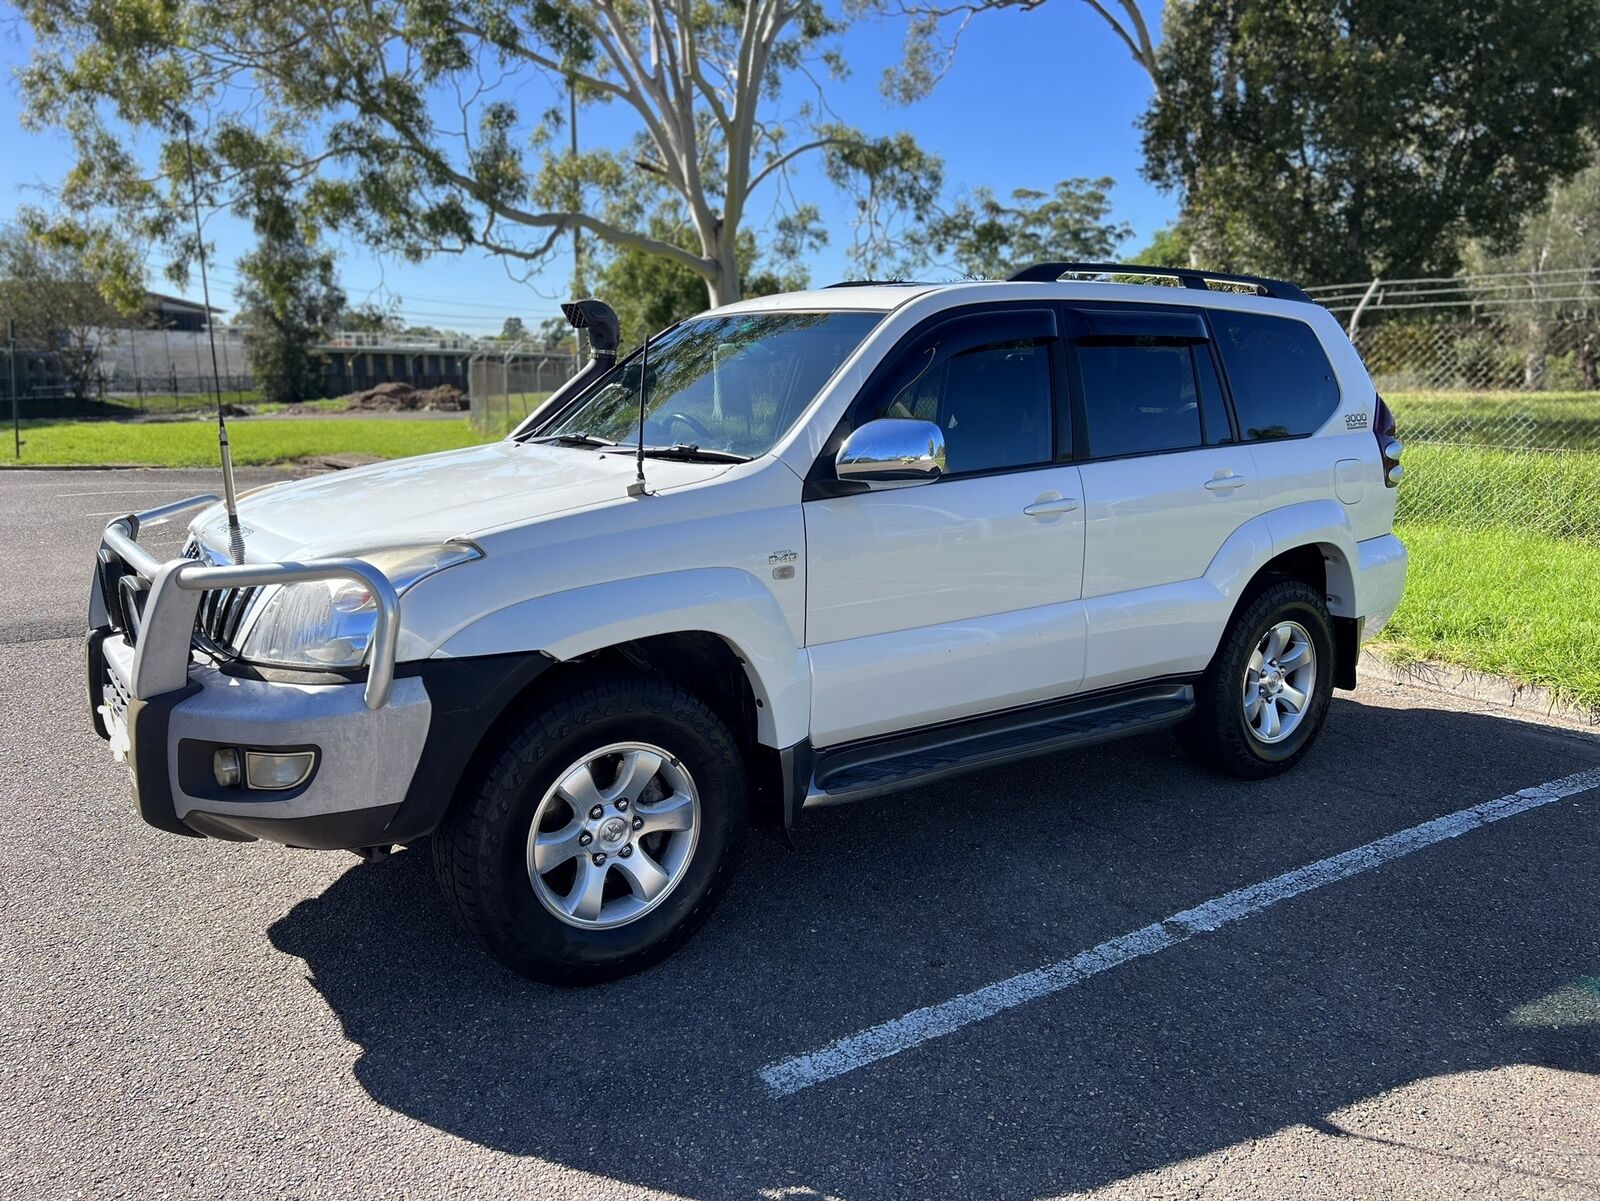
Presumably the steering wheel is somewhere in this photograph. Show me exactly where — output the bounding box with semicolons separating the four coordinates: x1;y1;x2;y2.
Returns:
663;411;713;441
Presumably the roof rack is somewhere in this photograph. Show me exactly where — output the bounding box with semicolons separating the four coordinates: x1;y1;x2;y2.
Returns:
822;279;923;288
1006;262;1313;305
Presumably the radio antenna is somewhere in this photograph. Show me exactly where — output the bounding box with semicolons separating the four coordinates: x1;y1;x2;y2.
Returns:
626;331;651;498
180;115;245;563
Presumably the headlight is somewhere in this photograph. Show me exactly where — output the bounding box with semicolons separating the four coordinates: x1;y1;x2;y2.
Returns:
234;543;481;669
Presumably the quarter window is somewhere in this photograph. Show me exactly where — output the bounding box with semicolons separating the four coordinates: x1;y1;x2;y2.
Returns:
1211;312;1340;439
1075;341;1204;458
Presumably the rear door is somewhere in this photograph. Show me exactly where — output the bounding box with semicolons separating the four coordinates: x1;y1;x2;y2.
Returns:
1206;308;1351;517
1069;306;1261;691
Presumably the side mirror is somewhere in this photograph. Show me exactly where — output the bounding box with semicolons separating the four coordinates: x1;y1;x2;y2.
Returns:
835;418;946;490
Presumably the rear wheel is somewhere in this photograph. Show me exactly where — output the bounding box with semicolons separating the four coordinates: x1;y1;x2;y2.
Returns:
432;670;745;984
1179;579;1335;779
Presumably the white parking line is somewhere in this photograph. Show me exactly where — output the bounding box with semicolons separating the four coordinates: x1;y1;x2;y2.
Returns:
758;765;1600;1098
55;489;177;498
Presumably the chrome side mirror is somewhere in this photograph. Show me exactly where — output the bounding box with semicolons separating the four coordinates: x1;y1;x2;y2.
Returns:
835;418;946;490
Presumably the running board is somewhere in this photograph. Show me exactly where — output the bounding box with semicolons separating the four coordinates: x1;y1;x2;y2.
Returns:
803;682;1194;809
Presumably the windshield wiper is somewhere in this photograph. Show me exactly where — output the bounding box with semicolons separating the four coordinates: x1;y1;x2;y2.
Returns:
639;443;750;463
529;431;617;448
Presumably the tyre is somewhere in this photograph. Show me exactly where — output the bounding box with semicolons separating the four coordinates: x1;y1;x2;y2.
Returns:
432;669;746;985
1178;578;1335;780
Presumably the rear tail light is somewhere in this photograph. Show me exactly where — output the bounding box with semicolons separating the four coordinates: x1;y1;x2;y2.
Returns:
1374;395;1403;486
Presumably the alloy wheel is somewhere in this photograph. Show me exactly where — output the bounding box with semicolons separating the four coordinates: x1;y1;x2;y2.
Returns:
525;741;701;929
1242;620;1316;745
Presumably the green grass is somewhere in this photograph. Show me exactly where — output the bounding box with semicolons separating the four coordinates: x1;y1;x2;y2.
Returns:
1375;522;1600;711
1396;442;1600;544
1386;389;1600;451
2;417;492;467
472;391;553;435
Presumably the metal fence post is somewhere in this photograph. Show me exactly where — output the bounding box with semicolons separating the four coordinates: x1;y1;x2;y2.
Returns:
1346;277;1381;339
8;319;18;460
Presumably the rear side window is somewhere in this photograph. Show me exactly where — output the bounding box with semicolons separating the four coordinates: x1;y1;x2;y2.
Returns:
1211;312;1339;440
1075;341;1203;458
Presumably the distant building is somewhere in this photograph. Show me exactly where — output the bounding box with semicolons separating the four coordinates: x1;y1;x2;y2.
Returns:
141;292;224;333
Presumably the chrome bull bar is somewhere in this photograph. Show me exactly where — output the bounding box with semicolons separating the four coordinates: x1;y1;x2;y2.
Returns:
96;494;401;710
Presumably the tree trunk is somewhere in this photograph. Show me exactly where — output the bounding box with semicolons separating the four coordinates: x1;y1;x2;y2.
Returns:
703;235;742;310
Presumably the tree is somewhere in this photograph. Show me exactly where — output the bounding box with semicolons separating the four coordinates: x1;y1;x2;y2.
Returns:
21;0;936;310
501;317;527;342
902;178;1130;278
0;219;135;401
234;224;345;404
1464;151;1600;388
595;222;809;346
537;317;577;354
338;301;404;334
1141;0;1600;284
1127;225;1190;269
876;0;1156;109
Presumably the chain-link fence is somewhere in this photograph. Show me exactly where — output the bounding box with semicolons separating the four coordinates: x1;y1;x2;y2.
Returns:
467;349;577;433
1309;271;1600;546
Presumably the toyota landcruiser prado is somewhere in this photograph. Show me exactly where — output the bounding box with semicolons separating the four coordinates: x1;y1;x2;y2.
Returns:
86;262;1407;983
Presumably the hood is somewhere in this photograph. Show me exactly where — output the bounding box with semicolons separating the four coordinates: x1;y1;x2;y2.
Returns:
190;439;730;562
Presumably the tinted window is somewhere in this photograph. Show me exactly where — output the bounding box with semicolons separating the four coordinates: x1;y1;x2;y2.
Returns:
865;339;1054;475
1076;342;1203;458
1195;345;1234;444
1212;312;1339;439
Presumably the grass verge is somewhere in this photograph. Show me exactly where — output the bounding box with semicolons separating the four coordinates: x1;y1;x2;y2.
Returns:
1375;521;1600;712
1;418;491;467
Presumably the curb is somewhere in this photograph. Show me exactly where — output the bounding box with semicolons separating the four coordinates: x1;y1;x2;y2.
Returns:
1360;647;1598;727
1;463;152;471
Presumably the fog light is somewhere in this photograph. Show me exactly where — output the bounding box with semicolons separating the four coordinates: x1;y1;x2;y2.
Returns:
244;750;316;791
1386;464;1405;485
213;748;242;788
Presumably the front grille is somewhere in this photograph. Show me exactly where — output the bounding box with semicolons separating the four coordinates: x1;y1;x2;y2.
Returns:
183;541;259;658
103;663;131;729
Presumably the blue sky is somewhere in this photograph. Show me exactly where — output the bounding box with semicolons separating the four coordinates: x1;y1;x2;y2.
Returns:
0;4;1175;334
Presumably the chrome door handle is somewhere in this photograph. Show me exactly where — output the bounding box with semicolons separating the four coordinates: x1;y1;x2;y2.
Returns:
1204;474;1248;492
1023;497;1079;517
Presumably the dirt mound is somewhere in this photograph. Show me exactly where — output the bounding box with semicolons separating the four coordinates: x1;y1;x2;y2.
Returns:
335;381;468;411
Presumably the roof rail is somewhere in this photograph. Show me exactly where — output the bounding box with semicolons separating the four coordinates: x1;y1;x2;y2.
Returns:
822;279;922;288
1006;262;1313;305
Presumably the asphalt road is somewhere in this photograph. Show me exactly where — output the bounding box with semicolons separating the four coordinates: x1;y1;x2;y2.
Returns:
2;468;1598;1199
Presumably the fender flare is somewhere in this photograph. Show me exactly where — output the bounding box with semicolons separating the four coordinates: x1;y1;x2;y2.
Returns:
432;567;810;748
1205;499;1361;620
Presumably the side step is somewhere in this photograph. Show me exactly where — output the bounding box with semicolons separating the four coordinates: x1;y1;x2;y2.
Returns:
804;682;1194;809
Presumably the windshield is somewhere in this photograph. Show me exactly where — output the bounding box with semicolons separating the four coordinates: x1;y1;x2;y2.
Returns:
538;310;882;458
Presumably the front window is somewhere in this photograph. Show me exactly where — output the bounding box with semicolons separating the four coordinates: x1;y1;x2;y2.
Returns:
538;311;883;459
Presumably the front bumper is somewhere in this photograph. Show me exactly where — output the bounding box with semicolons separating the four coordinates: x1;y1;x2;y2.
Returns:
89;629;432;848
87;494;429;850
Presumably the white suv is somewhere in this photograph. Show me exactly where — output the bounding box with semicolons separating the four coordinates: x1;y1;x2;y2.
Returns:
87;262;1407;983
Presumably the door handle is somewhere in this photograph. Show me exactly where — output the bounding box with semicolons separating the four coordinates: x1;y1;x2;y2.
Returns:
1204;473;1248;492
1023;497;1079;517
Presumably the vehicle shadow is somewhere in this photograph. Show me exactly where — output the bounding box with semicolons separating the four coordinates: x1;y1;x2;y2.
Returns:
267;695;1600;1199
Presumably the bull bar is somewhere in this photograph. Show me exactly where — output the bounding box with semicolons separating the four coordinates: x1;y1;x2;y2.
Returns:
96;494;402;710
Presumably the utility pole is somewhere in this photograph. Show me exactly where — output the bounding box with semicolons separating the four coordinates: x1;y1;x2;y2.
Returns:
570;81;587;363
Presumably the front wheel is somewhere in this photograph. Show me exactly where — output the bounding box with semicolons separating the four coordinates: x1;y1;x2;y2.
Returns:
432;671;746;985
1178;579;1335;779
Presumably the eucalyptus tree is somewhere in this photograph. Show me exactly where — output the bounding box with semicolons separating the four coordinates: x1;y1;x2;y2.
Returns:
20;0;936;307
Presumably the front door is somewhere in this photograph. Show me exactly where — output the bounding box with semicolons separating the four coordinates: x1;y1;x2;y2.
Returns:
803;306;1087;746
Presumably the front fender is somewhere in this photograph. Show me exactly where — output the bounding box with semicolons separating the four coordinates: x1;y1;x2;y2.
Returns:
433;567;810;748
